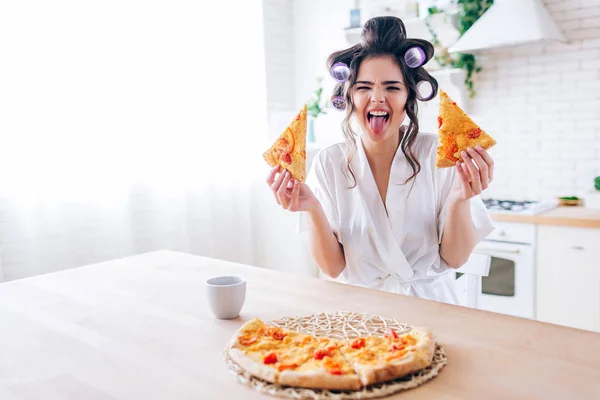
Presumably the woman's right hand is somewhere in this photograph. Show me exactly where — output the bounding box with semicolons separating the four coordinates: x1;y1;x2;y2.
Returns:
266;166;320;213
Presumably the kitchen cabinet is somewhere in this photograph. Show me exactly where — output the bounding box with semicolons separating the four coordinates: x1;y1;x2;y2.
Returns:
536;225;600;332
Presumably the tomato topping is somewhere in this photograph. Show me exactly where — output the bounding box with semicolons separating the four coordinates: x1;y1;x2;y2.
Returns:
328;367;343;375
445;141;459;162
278;363;297;371
384;330;398;339
314;345;337;360
323;358;343;375
238;335;257;346
261;326;287;340
276;138;292;154
326;345;337;353
437;116;443;128
467;128;482;139
389;343;406;352
351;338;365;349
281;153;292;164
263;352;277;364
283;128;295;152
314;349;327;360
276;128;295;154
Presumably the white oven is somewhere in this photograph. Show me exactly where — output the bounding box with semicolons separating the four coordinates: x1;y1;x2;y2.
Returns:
457;220;537;320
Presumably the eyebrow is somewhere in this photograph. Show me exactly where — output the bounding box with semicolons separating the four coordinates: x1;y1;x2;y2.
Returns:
356;80;404;85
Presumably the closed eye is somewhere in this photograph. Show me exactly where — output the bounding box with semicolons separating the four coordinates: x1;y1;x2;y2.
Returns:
356;86;370;90
387;87;401;91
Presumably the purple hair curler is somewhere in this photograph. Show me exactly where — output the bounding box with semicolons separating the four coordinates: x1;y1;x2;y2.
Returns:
416;80;434;101
404;46;426;69
331;95;346;111
330;62;351;83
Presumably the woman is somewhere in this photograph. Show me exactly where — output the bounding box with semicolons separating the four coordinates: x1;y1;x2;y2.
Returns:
266;16;494;304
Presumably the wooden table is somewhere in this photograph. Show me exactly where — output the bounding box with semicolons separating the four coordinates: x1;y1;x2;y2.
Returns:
0;250;599;399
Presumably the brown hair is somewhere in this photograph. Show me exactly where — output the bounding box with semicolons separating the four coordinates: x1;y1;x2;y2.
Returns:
326;16;438;188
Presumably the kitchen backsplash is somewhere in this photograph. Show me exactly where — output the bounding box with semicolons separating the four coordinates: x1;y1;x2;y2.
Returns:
263;0;600;202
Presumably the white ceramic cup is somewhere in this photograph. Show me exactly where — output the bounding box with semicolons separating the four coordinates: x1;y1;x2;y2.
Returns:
205;276;246;319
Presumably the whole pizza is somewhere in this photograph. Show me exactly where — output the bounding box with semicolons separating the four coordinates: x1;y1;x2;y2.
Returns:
226;318;436;391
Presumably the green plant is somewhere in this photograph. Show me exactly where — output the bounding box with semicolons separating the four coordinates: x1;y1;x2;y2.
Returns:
595;176;600;191
307;77;327;118
425;0;494;97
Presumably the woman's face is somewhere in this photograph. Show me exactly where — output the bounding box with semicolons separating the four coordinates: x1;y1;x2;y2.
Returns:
351;56;408;144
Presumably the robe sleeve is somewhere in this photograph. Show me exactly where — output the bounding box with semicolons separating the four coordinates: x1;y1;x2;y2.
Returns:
435;166;495;245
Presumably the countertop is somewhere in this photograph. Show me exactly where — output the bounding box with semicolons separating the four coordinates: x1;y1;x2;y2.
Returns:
490;206;600;228
0;250;599;399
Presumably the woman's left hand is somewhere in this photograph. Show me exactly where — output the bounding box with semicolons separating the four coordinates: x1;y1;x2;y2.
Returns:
451;145;494;201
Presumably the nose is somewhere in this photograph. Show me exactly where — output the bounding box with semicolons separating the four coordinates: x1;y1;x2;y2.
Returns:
370;87;385;104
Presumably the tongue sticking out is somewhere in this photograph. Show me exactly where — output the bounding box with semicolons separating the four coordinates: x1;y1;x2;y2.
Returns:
369;116;387;135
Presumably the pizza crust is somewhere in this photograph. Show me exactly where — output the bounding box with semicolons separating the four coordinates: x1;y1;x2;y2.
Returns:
436;146;457;168
342;327;436;386
227;318;265;351
411;327;436;367
353;351;423;386
279;369;362;391
226;319;280;383
228;348;279;384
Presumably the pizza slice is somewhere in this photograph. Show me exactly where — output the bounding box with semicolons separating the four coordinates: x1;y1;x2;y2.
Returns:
227;318;310;384
278;336;361;391
337;327;435;386
263;104;307;182
435;89;496;168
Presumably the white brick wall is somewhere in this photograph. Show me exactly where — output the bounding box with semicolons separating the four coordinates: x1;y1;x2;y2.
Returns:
262;0;295;112
470;0;600;201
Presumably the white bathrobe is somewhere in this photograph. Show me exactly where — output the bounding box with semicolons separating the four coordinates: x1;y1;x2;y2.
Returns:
306;133;495;304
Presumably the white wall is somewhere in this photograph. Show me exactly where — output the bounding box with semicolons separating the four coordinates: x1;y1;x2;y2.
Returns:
256;0;314;278
262;0;298;141
262;0;296;115
291;0;353;146
293;0;352;112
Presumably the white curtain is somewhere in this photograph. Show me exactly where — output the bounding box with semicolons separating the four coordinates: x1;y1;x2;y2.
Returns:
0;1;269;281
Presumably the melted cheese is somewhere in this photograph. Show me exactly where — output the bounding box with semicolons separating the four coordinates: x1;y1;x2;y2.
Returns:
340;335;420;366
234;319;430;375
296;338;354;374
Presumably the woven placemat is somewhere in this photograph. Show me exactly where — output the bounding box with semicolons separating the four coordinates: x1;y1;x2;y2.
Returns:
224;311;447;399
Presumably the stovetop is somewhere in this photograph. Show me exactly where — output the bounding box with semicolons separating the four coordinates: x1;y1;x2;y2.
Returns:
483;198;557;215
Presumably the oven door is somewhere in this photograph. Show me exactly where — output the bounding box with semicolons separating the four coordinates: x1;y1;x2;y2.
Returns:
467;241;535;319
